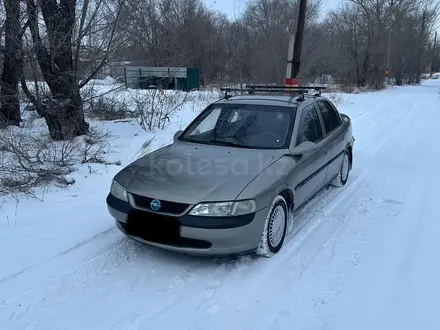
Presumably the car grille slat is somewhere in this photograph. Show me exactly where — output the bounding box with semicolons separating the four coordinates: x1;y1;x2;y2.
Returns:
130;194;189;214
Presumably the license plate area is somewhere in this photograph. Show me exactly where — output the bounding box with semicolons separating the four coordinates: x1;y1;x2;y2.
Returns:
126;210;181;245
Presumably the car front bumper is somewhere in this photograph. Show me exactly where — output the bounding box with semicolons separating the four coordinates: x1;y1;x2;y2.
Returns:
106;194;269;256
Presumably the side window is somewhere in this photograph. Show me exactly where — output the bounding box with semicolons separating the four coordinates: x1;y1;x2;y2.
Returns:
316;101;342;134
297;105;323;145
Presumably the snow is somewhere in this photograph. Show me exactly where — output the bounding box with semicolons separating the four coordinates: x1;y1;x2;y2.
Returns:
1;79;440;329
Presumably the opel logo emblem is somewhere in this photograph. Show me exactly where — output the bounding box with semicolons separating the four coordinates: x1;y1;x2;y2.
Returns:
150;199;161;211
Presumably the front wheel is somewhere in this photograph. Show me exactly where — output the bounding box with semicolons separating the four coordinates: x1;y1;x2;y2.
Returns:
331;150;351;187
256;195;288;258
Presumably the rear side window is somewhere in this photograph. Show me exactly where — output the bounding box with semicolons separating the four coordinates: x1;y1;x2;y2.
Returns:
316;101;341;134
297;105;323;145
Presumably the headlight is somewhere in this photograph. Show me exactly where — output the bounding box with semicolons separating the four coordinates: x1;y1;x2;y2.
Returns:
110;180;128;202
189;200;256;217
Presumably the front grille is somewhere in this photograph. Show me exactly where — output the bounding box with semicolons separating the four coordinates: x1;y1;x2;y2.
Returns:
131;194;190;214
124;211;211;249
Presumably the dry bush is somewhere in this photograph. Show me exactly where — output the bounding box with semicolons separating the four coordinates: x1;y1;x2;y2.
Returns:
85;95;133;121
0;125;117;196
129;89;189;131
191;90;223;105
81;84;134;121
320;83;359;94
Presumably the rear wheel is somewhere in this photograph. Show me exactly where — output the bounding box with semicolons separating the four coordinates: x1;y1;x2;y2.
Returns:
331;150;351;187
256;195;288;258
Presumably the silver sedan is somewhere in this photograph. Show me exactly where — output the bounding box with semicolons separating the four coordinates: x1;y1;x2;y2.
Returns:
106;90;355;257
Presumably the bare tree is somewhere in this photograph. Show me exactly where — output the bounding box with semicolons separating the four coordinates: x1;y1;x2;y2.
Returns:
23;0;89;140
0;0;23;127
312;0;439;88
21;0;124;140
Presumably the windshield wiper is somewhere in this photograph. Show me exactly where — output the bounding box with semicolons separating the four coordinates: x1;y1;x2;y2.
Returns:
183;137;258;149
209;139;256;149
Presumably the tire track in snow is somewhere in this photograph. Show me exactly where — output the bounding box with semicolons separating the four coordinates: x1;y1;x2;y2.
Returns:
314;166;430;330
0;227;116;286
351;100;385;119
110;252;256;329
1;235;243;327
0;237;138;321
366;100;416;156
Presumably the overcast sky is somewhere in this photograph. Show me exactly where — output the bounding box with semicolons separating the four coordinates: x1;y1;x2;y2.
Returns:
204;0;342;20
204;0;440;34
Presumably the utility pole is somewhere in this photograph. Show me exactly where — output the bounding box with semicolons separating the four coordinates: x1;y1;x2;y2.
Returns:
285;34;295;85
385;0;394;84
286;0;307;86
431;31;437;75
416;9;427;84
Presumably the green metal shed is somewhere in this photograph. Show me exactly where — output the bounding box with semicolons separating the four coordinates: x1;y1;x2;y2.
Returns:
124;67;200;91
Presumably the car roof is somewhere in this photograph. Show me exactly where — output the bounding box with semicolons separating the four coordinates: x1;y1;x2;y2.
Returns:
214;94;327;108
215;94;301;107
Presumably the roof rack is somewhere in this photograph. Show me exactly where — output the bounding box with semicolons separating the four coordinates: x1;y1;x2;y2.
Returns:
220;85;326;101
246;84;326;96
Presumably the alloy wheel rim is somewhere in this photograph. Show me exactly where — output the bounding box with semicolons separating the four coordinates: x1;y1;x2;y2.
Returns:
268;205;286;247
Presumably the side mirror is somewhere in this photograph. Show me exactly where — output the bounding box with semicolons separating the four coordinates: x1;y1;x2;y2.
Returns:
173;130;183;142
290;141;319;156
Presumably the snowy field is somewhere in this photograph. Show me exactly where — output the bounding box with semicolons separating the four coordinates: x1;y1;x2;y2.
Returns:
1;78;440;329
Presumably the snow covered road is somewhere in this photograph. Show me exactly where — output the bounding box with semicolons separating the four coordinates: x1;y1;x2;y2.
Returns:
1;80;440;330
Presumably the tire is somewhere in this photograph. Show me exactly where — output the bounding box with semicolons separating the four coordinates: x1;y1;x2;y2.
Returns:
256;195;288;258
331;150;351;187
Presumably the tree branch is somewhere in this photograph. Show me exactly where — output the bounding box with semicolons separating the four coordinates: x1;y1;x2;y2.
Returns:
79;0;125;89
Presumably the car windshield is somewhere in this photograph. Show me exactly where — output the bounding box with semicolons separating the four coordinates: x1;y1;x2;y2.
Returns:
179;103;296;149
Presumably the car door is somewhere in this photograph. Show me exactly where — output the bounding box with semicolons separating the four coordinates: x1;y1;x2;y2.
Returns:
291;104;329;208
315;100;345;184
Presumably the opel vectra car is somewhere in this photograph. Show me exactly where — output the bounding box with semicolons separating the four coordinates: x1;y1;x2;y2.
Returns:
106;87;355;257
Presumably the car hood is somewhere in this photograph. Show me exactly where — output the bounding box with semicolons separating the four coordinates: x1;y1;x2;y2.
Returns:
118;141;286;205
